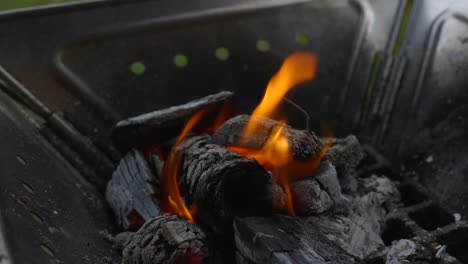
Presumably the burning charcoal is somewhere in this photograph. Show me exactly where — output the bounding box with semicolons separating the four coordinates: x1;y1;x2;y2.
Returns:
213;114;324;161
385;239;432;264
106;150;160;230
325;135;366;170
122;214;209;264
291;178;333;215
234;214;364;263
176;135;274;232
361;175;400;204
113;91;234;153
314;161;345;205
290;161;347;216
272;183;287;211
339;171;359;195
325;135;366;194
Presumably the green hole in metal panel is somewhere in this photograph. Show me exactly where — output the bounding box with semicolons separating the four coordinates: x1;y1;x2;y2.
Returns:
295;33;310;45
215;47;230;61
0;0;76;11
256;40;271;52
174;54;189;68
130;62;146;75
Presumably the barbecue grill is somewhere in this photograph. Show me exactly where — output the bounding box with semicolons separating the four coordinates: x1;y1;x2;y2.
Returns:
0;0;467;263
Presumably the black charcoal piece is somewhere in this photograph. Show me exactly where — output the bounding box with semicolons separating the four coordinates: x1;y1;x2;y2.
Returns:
290;161;347;216
113;91;234;153
325;135;366;171
291;178;333;215
174;135;274;232
122;215;208;264
234;214;364;264
307;175;400;259
314;161;344;205
148;152;164;176
213;115;324;161
106;149;160;230
324;135;366;195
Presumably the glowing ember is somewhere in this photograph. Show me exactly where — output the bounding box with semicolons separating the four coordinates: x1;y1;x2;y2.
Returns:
286;125;334;182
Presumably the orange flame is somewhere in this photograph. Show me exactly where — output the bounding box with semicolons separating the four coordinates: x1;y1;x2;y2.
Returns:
231;123;289;168
243;52;318;136
286;125;334;181
161;52;329;220
229;52;333;216
228;125;333;216
230;124;295;213
161;109;208;223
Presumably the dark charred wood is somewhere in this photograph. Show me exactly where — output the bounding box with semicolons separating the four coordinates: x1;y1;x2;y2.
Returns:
234;214;364;264
122;214;209;264
106;149;160;230
113;91;234;153
212;115;324;161
176;135;274;232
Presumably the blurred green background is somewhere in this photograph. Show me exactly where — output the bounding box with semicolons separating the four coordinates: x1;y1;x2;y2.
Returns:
0;0;76;11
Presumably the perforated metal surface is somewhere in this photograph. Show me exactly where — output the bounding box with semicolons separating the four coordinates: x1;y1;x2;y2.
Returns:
0;0;374;157
0;89;116;264
0;0;468;263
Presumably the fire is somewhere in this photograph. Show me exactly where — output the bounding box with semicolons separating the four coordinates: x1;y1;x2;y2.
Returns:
230;123;290;168
161;51;330;220
229;52;332;216
228;123;296;215
161;109;208;223
243;52;318;136
286;124;334;181
160;104;233;222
